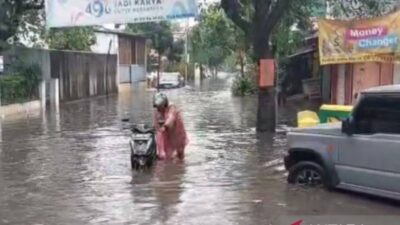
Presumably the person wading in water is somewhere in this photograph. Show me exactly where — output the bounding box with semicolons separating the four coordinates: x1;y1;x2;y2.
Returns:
153;93;188;160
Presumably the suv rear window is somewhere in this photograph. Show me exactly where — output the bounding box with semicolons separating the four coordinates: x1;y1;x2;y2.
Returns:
354;95;400;134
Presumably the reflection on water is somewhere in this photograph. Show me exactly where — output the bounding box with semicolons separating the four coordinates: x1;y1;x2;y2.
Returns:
0;75;399;225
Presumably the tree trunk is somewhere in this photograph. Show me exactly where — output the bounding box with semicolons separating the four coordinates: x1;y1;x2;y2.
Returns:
256;43;276;133
199;64;204;80
239;52;245;77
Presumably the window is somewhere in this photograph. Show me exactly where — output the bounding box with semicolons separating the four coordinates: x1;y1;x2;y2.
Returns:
354;95;400;134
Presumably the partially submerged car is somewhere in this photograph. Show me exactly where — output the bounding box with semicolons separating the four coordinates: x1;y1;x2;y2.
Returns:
285;85;400;200
158;72;184;89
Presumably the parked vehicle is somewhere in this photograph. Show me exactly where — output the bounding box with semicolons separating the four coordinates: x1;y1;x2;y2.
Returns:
159;72;184;89
284;85;400;200
123;120;157;170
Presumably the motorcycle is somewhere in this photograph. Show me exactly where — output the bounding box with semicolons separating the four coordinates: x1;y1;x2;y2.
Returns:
122;119;157;170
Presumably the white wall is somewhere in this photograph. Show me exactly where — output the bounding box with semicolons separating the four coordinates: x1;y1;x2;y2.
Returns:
91;32;120;91
91;32;119;54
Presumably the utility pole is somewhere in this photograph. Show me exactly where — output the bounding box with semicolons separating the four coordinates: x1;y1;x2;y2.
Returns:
184;19;189;85
156;32;160;92
105;39;113;96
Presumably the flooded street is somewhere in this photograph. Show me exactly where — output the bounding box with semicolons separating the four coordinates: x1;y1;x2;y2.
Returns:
0;75;399;225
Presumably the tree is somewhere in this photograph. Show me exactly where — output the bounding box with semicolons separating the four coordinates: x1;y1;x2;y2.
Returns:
221;0;293;132
127;22;174;57
46;28;96;51
327;0;395;19
0;0;44;50
168;39;185;63
191;4;237;76
271;0;323;60
230;26;249;77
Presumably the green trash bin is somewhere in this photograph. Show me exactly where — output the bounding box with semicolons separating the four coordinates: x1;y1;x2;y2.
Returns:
318;104;353;123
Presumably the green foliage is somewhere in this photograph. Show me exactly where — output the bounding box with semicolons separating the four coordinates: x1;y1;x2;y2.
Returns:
191;4;239;70
47;27;96;51
168;39;185;63
0;1;96;52
231;73;257;96
328;0;395;19
0;0;44;51
223;54;239;72
0;61;42;105
271;0;318;60
127;22;174;55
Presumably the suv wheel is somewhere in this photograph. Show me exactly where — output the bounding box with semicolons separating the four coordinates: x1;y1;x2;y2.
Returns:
288;161;326;187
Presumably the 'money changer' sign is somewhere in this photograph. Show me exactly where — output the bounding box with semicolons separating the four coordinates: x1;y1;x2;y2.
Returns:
318;11;400;65
45;0;198;28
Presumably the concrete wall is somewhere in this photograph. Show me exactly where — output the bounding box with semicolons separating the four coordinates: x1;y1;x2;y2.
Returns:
0;100;41;118
2;47;51;81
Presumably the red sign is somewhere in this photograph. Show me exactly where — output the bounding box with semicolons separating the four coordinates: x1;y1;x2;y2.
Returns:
345;26;388;40
259;59;275;87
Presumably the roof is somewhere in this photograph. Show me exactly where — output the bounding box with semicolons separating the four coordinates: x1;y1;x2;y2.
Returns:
362;85;400;94
287;46;316;58
94;28;146;39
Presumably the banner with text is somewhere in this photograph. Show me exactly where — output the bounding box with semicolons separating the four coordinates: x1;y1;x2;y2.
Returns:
46;0;198;28
318;11;400;65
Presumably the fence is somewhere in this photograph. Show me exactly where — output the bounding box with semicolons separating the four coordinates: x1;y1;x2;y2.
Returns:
50;50;118;101
1;47;118;106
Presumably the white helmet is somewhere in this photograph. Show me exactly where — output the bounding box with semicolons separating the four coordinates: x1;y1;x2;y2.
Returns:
153;92;168;108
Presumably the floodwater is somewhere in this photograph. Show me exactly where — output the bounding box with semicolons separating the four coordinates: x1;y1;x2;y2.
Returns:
0;74;399;225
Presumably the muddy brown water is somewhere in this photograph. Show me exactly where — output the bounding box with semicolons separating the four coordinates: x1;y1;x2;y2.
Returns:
0;75;399;225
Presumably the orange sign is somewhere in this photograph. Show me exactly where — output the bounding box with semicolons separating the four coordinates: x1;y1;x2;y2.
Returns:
259;59;275;87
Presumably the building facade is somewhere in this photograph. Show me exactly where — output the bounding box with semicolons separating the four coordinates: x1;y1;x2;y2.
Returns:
93;29;148;85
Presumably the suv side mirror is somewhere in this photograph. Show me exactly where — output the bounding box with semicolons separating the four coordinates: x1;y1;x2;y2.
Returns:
342;117;355;136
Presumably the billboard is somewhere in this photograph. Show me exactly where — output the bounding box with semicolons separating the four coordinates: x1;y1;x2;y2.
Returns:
45;0;198;28
318;11;400;65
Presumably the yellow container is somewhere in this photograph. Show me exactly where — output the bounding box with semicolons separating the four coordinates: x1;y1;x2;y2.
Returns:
297;110;320;128
319;104;353;112
319;104;353;123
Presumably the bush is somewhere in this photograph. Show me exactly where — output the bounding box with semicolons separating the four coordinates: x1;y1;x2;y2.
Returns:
231;74;257;96
0;62;42;105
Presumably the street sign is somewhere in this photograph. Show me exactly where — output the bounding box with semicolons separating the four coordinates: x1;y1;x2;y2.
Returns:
46;0;198;28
